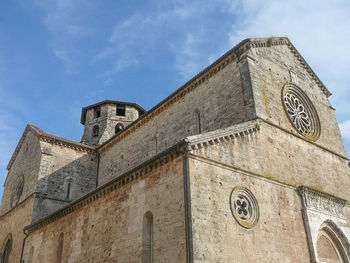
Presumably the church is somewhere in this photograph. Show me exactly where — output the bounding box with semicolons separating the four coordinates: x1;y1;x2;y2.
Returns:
0;37;349;262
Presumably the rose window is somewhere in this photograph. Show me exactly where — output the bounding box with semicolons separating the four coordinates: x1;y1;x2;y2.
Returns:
282;84;321;141
230;187;259;229
284;93;311;134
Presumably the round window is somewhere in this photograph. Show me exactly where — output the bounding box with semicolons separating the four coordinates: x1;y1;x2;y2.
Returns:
230;187;259;229
282;83;321;141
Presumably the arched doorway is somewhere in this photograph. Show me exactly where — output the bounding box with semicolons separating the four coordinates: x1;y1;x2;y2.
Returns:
316;220;350;263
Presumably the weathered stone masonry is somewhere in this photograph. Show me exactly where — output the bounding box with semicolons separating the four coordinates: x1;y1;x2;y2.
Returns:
1;37;350;263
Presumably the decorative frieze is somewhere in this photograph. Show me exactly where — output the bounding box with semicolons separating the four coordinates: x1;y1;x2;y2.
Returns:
298;186;346;218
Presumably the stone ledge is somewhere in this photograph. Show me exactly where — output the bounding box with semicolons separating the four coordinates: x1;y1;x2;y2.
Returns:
185;120;260;150
24;141;187;234
298;186;347;219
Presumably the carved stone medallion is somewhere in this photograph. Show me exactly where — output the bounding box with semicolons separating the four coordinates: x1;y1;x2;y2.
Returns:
230;187;259;229
282;83;321;141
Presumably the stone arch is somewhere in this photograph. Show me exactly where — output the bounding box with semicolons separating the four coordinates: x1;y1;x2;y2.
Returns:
316;220;350;263
142;211;153;263
0;233;12;263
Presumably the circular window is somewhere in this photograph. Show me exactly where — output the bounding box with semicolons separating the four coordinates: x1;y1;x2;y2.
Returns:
282;83;321;141
230;187;259;229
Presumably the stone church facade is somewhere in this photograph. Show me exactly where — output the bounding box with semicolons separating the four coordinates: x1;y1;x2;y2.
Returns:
0;37;349;262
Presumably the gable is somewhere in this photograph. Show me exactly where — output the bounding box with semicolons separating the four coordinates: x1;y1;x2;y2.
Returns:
0;129;42;215
244;39;346;156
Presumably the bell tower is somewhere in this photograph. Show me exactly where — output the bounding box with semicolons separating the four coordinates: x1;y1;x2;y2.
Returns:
80;100;146;146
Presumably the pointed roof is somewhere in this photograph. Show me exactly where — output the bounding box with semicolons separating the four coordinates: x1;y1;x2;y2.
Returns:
6;124;96;171
234;37;331;97
98;37;331;153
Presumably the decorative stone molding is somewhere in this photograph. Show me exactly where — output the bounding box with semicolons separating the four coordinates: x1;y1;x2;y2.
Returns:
7;124;96;171
186;120;260;151
282;83;321;141
230;187;260;229
98;37;330;155
24;142;186;234
298;186;346;218
320;219;350;258
289;68;298;84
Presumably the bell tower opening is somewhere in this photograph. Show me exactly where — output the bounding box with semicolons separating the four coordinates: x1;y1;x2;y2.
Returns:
80;100;146;146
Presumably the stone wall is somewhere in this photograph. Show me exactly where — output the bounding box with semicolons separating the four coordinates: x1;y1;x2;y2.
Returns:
247;44;346;156
0;195;35;263
190;121;350;201
188;156;311;262
298;187;350;262
22;156;186;263
34;141;97;219
82;103;141;145
0;131;41;215
98;57;251;186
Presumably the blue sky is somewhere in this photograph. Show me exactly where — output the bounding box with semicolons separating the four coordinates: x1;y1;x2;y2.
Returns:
0;0;349;200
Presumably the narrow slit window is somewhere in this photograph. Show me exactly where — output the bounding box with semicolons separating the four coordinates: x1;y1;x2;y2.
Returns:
142;211;153;263
154;137;158;155
116;104;126;116
56;233;64;263
197;112;201;134
66;182;71;200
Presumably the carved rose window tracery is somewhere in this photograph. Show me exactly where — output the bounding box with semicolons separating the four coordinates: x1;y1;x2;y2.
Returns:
230;187;259;229
282;83;321;141
284;93;311;134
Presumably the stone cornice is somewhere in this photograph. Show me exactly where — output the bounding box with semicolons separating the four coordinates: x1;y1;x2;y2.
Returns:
39;134;96;153
98;47;238;153
298;186;347;219
185;120;260;151
286;41;331;97
259;118;349;161
0;193;35;220
98;37;330;155
24;141;187;234
236;38;331;97
6;124;96;171
80;99;146;125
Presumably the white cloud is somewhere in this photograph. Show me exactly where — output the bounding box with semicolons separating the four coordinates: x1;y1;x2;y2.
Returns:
94;1;222;81
34;0;93;73
32;0;350;155
35;0;89;38
340;120;350;141
225;0;350;119
171;33;201;79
